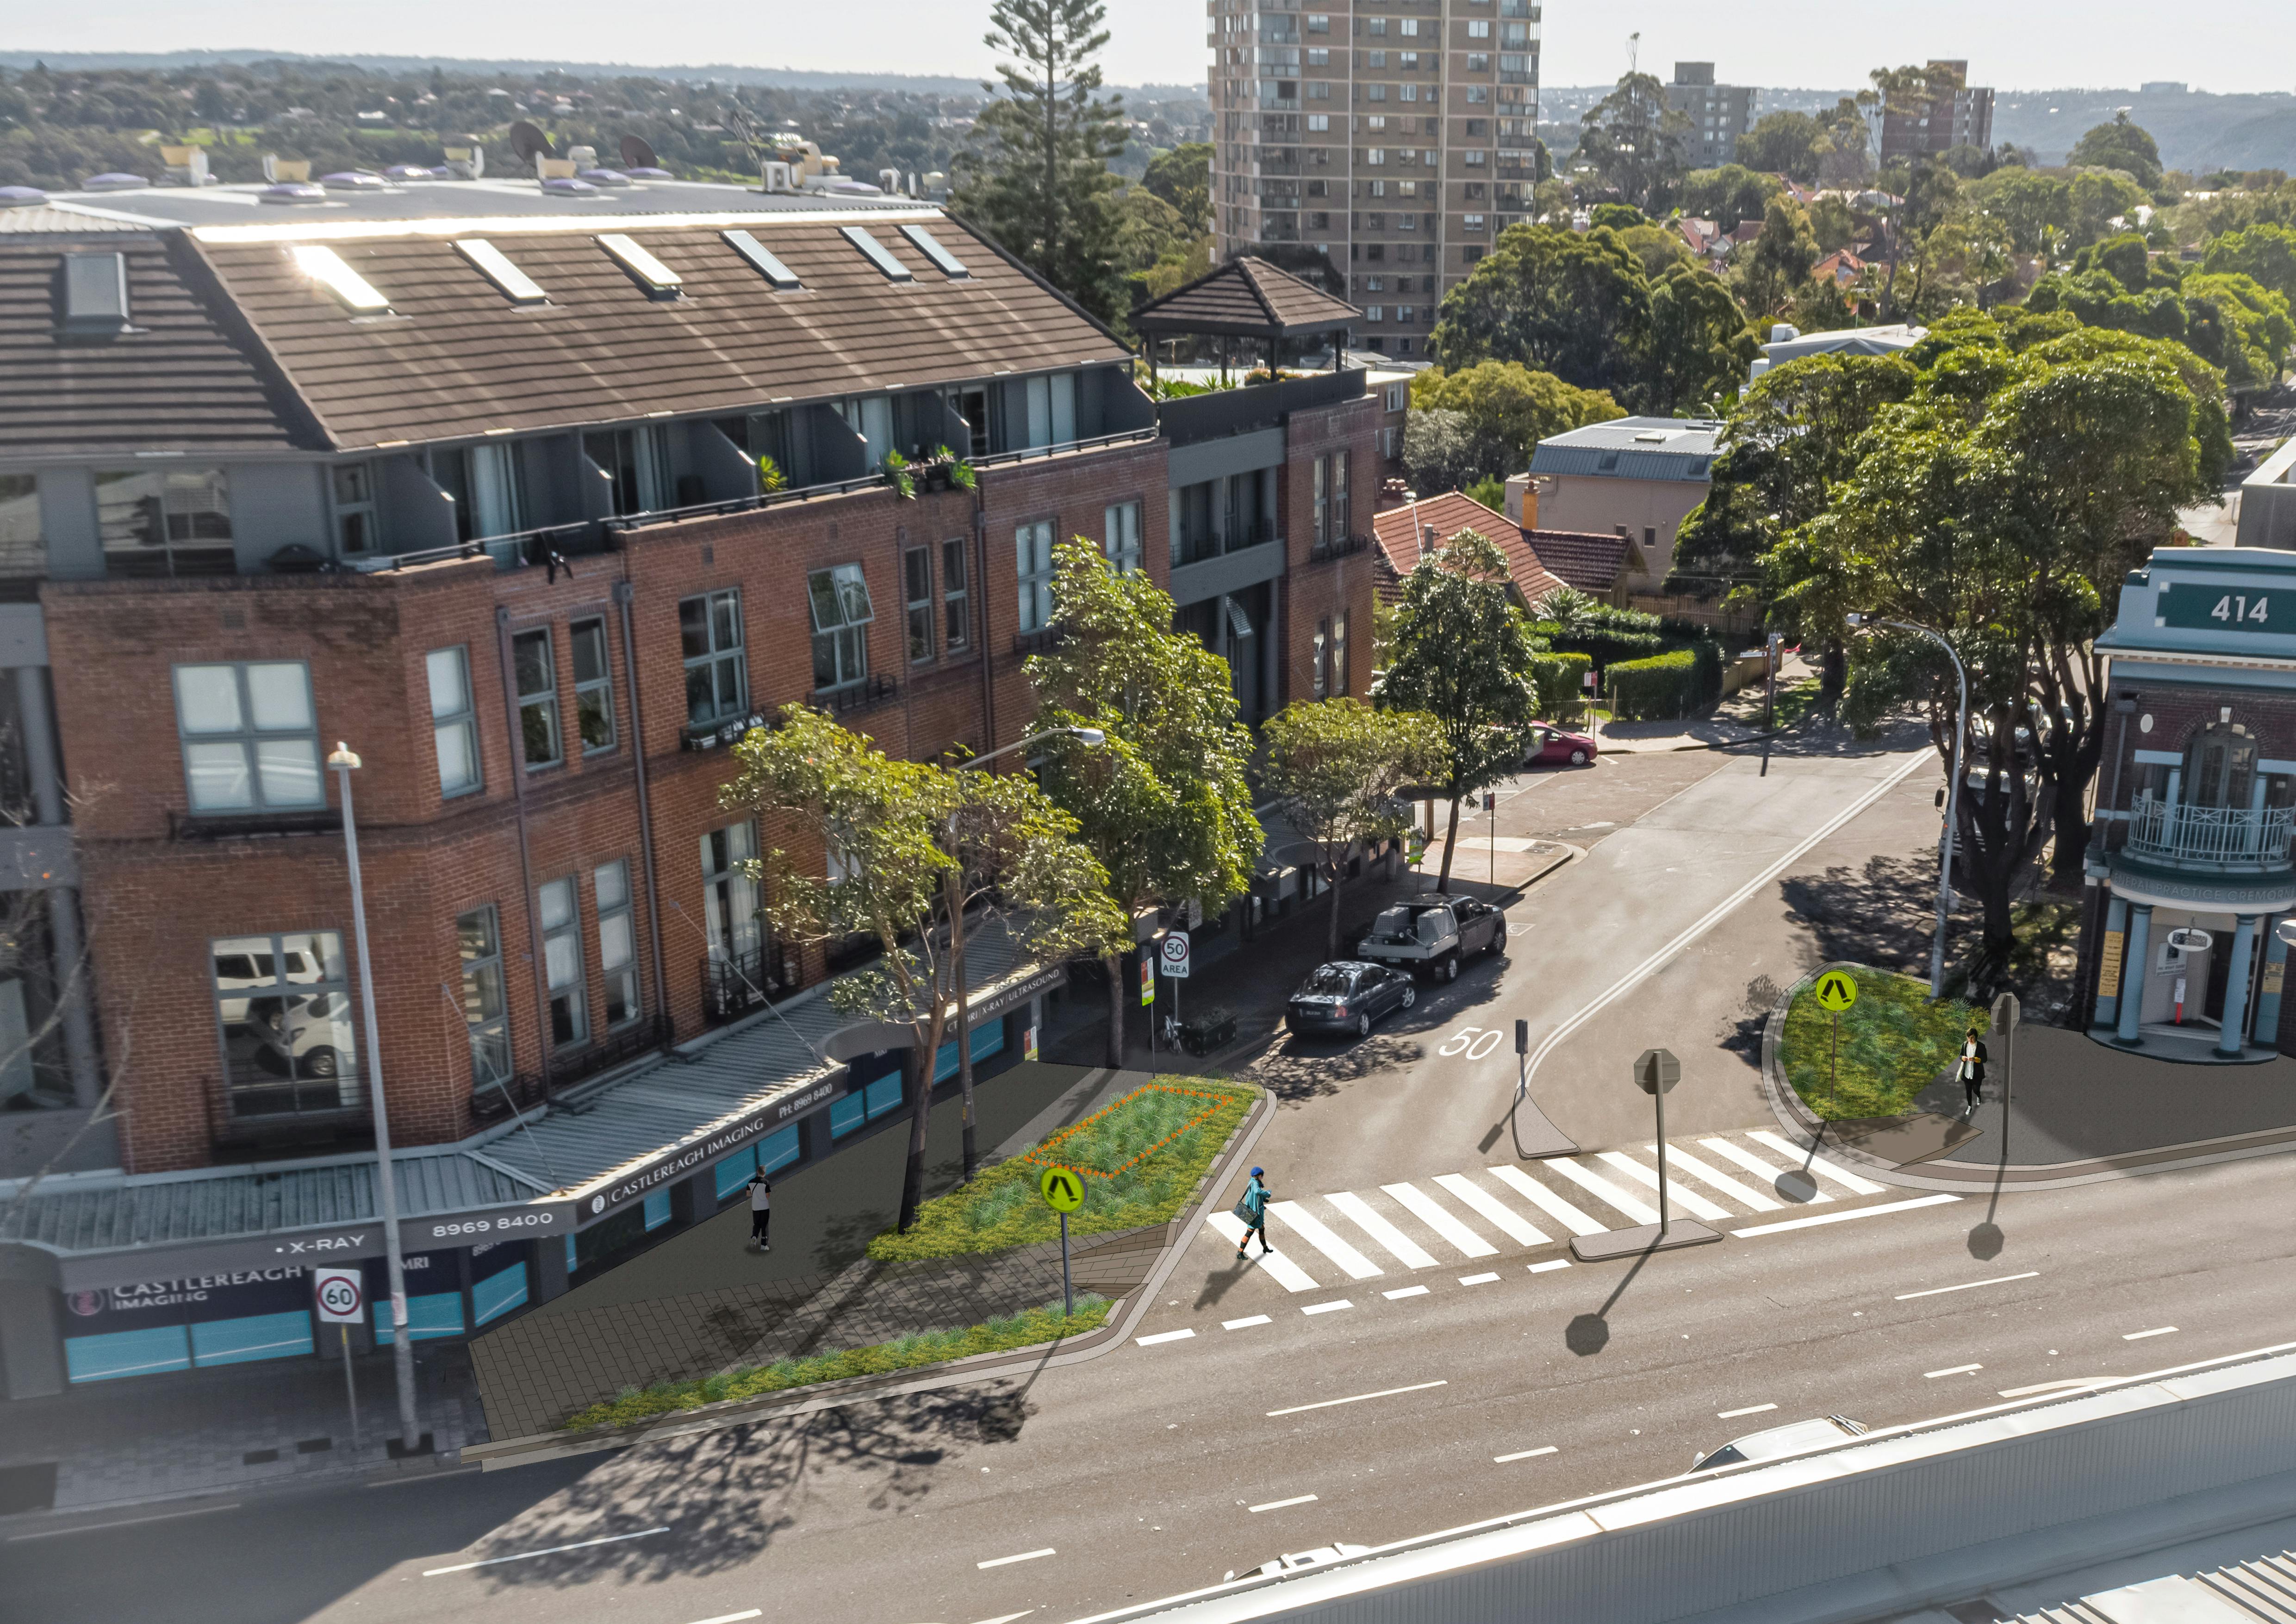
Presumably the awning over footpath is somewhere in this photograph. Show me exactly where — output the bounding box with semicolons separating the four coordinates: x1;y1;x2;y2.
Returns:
0;927;1051;1290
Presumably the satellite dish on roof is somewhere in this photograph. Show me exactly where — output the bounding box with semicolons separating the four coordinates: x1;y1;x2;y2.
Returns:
620;134;660;170
508;121;556;165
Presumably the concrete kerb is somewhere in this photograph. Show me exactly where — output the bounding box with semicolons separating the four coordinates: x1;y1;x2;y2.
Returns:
461;1084;1276;1472
1756;963;2296;1194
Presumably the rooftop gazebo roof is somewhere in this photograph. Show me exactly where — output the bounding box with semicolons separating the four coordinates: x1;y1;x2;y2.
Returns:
1130;255;1360;342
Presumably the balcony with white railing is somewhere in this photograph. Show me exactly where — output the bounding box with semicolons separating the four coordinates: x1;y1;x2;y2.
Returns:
2123;795;2296;874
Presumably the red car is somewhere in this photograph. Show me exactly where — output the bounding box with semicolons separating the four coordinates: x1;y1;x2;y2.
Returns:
1526;724;1598;767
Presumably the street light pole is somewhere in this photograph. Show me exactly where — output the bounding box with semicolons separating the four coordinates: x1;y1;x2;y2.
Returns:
1849;616;1968;998
329;743;422;1454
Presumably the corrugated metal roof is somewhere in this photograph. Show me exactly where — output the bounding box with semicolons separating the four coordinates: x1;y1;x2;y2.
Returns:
1530;416;1721;482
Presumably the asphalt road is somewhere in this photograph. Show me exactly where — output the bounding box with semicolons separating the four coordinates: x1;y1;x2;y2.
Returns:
13;738;2285;1624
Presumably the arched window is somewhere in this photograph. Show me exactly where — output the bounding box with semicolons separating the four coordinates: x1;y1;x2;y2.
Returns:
2183;722;2258;811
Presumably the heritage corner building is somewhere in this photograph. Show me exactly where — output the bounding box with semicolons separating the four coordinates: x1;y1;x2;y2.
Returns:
2080;545;2296;1060
0;175;1378;1397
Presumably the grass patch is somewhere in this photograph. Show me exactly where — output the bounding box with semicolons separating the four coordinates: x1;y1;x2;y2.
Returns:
868;1077;1257;1262
1780;967;1985;1120
558;1296;1111;1431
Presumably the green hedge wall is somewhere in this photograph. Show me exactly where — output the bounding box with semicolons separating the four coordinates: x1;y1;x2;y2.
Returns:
1607;640;1725;719
1529;651;1592;719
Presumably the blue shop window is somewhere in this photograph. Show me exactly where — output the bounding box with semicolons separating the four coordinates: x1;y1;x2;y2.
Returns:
191;1311;314;1368
374;1292;466;1344
716;1146;760;1201
472;1260;529;1326
864;1072;904;1121
829;1091;867;1138
758;1123;800;1175
642;1188;673;1231
65;1324;191;1383
933;1017;1008;1083
565;1233;579;1273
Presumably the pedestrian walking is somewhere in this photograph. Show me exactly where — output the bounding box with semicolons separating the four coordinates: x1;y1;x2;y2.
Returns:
1957;1025;1988;1119
747;1168;772;1251
1233;1167;1274;1260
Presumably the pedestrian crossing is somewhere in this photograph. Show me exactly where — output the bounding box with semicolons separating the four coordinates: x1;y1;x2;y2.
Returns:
1206;1131;1908;1293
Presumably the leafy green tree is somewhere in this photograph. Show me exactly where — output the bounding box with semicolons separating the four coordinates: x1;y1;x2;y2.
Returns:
723;707;1126;1229
1374;531;1544;892
1969;166;2071;254
1733;112;1823;183
1679;163;1783;231
1141;140;1211;234
1646;261;1761;414
954;0;1129;322
1409;360;1624;479
2203;222;2296;306
1430;225;1644;399
1402;407;1481;495
1114;186;1193;275
1026;538;1263;1066
1262;701;1445;955
1587;202;1645;231
1808;195;1858;252
2068;169;2151;249
1816;97;1875;186
2067;112;2163;191
1734;196;1822;319
1576;72;1692;212
1618;222;1693;278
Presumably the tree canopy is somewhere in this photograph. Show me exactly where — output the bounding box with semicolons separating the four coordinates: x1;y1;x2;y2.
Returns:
1406;361;1623;487
2066;112;2164;191
1575;72;1691;213
1262;701;1445;955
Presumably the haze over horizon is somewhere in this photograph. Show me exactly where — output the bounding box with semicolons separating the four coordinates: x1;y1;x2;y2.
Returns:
8;0;2293;97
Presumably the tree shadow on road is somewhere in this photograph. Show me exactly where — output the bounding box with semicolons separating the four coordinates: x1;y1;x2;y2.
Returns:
1716;974;1786;1070
1245;1032;1427;1105
1778;851;1954;979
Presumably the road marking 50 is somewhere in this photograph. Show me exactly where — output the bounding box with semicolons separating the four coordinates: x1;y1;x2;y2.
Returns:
1438;1026;1506;1060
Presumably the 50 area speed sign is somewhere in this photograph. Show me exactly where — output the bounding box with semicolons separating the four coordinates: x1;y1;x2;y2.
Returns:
313;1267;364;1325
1159;931;1192;979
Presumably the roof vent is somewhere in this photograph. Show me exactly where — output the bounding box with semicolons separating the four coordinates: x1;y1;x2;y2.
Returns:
61;253;130;337
840;225;913;282
898;223;969;279
455;238;548;305
722;229;802;290
292;244;392;314
598;233;682;297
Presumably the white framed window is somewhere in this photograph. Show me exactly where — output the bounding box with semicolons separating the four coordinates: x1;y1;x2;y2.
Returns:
538;877;586;1047
1366;16;1386;34
593;859;640;1028
1104;501;1143;575
426;646;480;798
1400;82;1419;102
808;563;874;692
1024;373;1077;449
1307;48;1328;66
1399;16;1419;35
173;662;322;813
511;628;561;769
1307;113;1330;131
942;537;971;652
1016;520;1056;632
702;822;762;964
212;931;356;1114
1365;304;1384;321
1367;83;1387;102
1464;213;1487;231
97;468;235;575
456;905;510;1093
1306;10;1329;28
680;588;747;727
1467;18;1490;37
905;544;935;664
1367;147;1387;166
1465;145;1488;162
571;617;615;755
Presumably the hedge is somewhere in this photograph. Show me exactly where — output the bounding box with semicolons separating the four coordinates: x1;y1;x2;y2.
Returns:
1529;651;1591;719
1606;640;1724;719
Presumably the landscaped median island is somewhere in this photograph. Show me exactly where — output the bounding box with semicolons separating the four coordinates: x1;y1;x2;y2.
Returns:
1780;967;1985;1120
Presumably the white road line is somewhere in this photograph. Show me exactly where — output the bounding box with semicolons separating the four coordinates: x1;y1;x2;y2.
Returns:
977;1548;1057;1570
1248;1494;1319;1513
1925;1363;1984;1378
1998;1380;2105;1399
1224;1315;1272;1330
1494;1447;1558;1463
1548;1158;1661;1225
1267;1380;1448;1418
6;1502;243;1542
423;1526;668;1576
1895;1271;2040;1300
1487;1165;1606;1235
1435;1173;1551;1246
1717;1403;1777;1420
1268;1201;1385;1279
1696;1137;1833;1202
1383;1285;1431;1300
1527;1259;1572;1274
688;1612;764;1624
1734;1193;1960;1237
1205;1213;1320;1292
1328;1191;1441;1269
972;1613;1038;1624
1381;1181;1498;1258
1597;1151;1733;1221
2125;1326;2180;1341
1459;1271;1501;1285
1745;1130;1888;1195
1654;1144;1781;1212
1136;1329;1196;1346
1303;1299;1354;1315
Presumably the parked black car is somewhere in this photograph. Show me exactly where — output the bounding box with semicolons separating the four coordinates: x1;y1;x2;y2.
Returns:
1285;960;1417;1038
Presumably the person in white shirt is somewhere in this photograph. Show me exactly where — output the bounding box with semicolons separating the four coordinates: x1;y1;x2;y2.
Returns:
747;1169;772;1251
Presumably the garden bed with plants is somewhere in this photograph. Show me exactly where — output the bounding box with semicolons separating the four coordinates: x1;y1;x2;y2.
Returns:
868;1077;1258;1262
1779;967;1986;1120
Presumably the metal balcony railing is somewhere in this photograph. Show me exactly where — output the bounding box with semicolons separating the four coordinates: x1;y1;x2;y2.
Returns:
2125;796;2296;872
702;944;791;1024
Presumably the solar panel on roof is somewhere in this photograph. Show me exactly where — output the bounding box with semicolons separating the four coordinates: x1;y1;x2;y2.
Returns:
840;225;913;282
597;232;683;296
898;223;969;279
454;238;548;305
721;229;803;290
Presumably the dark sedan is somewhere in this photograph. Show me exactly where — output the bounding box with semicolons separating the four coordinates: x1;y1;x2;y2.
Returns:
1285;960;1416;1038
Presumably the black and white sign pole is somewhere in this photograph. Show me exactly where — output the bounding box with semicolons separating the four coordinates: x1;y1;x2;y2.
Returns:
342;1325;361;1451
1568;1048;1720;1260
330;744;423;1454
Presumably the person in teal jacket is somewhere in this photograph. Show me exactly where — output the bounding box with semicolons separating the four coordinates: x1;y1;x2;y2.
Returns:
1235;1167;1275;1260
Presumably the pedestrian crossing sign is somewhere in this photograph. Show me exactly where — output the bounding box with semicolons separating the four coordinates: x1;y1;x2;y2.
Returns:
1814;970;1859;1012
1040;1165;1085;1212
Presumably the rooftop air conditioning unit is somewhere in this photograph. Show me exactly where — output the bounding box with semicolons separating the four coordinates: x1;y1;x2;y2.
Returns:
879;168;902;195
159;145;211;187
761;160;795;193
443;144;485;180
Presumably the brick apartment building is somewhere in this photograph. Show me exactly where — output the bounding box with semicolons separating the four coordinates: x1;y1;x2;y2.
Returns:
0;180;1375;1395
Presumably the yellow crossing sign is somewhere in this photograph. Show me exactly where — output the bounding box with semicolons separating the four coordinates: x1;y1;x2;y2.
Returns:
1039;1164;1085;1213
1813;970;1859;1012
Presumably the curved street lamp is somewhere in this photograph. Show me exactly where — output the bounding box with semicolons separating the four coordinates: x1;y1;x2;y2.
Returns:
1847;615;1968;998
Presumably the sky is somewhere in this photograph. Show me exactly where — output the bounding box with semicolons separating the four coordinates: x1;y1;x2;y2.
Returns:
13;0;2295;96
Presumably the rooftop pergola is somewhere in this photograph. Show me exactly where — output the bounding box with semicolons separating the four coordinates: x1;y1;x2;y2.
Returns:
1129;256;1360;382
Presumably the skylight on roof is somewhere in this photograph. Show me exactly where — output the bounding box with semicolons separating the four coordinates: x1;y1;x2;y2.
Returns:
840;226;913;283
597;233;682;296
454;238;548;305
721;229;802;290
291;244;391;314
898;224;968;279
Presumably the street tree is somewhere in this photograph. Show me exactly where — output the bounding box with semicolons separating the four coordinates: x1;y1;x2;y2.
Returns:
1733;113;1823;184
1026;538;1263;1066
2067;112;2164;191
1261;700;1445;955
1732;196;1822;319
1141;140;1212;234
1375;531;1543;893
2203;222;2296;306
1575;72;1692;213
1645;261;1761;415
954;0;1129;322
1408;360;1622;483
1679;163;1784;232
723;706;1126;1229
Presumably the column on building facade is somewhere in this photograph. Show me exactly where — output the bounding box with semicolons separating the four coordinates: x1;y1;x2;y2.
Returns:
2116;903;2154;1045
2092;894;2129;1031
2218;914;2260;1056
2255;915;2290;1052
12;664;102;1109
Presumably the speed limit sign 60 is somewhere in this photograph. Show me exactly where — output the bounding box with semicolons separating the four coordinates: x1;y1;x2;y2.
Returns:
313;1267;364;1325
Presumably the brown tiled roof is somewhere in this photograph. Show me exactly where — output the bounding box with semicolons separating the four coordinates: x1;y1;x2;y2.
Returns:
186;211;1129;451
1523;529;1643;593
1131;256;1359;339
1370;491;1567;606
0;231;304;457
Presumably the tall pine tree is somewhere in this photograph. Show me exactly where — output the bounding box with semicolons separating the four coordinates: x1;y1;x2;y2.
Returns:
955;0;1129;323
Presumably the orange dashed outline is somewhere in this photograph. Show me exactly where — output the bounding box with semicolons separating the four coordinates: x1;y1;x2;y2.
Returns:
1023;1082;1246;1181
